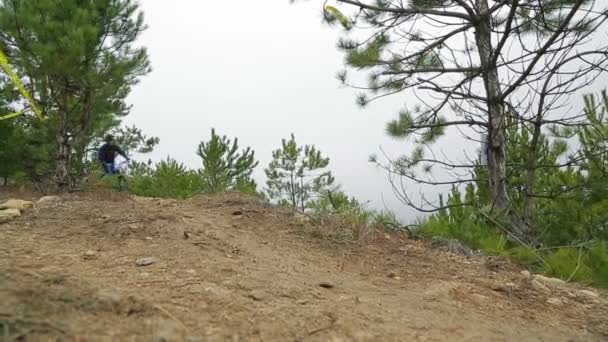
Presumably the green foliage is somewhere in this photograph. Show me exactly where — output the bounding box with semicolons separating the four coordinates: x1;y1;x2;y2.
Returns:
538;242;608;287
345;35;388;68
127;158;202;199
307;185;404;232
197;128;259;194
109;126;159;156
587;242;608;287
416;92;608;287
371;210;402;231
265;134;335;212
508;246;539;264
0;0;151;184
543;248;592;283
323;6;352;30
309;189;372;225
0;118;26;183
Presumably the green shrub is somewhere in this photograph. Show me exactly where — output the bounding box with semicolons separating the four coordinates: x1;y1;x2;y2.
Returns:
543;248;593;283
479;235;508;255
369;210;398;230
127;158;203;199
508;246;538;265
587;241;608;287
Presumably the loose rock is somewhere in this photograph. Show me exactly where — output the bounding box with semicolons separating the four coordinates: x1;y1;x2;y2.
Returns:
318;282;335;289
0;209;22;224
493;282;518;293
521;270;531;278
547;297;563;306
36;196;62;208
83;250;97;260
136;257;159;266
578;289;600;299
0;199;34;212
247;290;265;301
294;213;310;224
128;223;142;230
533;274;566;287
471;293;489;305
531;279;551;294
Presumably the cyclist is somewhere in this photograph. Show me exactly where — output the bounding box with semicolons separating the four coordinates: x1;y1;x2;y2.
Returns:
98;134;128;176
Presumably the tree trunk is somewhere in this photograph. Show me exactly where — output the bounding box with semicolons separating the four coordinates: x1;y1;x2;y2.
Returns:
56;129;71;189
523;121;542;230
475;0;531;241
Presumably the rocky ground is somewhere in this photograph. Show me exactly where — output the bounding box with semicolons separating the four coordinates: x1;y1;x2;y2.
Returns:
0;190;607;341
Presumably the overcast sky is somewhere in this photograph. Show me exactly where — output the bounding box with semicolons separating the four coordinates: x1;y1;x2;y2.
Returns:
122;0;605;223
123;0;439;221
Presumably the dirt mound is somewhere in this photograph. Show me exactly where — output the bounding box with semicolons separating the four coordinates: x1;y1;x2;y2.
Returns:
0;191;606;341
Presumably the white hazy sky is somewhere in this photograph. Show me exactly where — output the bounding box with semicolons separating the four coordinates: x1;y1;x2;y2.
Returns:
124;0;443;222
122;0;604;223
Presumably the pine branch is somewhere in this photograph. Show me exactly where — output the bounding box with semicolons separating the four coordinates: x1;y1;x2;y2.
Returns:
336;0;472;20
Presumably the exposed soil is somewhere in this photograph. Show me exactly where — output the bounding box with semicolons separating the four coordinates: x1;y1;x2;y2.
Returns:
0;190;606;341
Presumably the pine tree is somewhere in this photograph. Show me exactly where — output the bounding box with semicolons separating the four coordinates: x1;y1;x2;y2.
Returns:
0;0;151;188
265;134;335;212
298;0;607;242
197;129;259;194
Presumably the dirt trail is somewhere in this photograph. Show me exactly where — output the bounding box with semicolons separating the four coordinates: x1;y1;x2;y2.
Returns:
0;191;607;341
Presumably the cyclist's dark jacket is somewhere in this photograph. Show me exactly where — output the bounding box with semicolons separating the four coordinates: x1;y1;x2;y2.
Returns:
98;143;126;163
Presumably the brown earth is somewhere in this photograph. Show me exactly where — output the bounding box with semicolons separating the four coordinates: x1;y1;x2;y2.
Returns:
0;190;607;341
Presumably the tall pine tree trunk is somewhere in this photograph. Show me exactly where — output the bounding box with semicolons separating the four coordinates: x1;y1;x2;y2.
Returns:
55;106;71;189
523;121;542;230
475;0;531;241
56;130;71;189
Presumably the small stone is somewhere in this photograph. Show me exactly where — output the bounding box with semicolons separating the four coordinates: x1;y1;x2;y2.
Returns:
83;250;97;260
136;257;159;266
185;269;196;275
471;293;489;304
36;196;62;208
578;289;600;299
0;209;21;223
521;270;531;278
531;279;551;294
547;297;563;306
247;291;265;301
140;272;151;278
145;237;153;241
294;213;310;224
0;199;33;212
128;223;141;230
493;282;517;292
533;274;566;287
318;282;334;289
